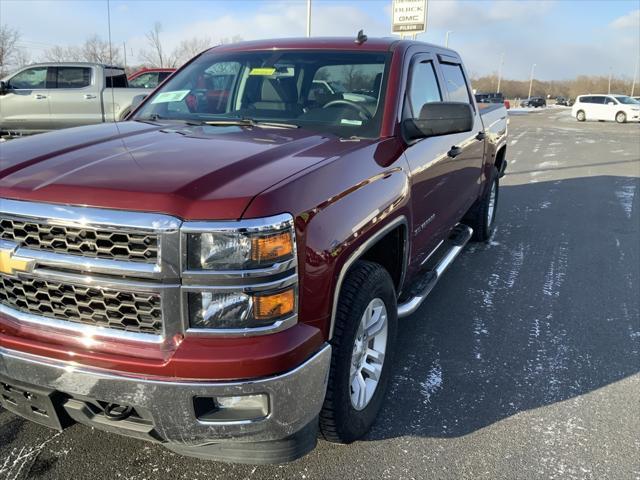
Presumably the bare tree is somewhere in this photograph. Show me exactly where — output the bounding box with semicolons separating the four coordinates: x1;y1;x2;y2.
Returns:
42;36;122;65
171;36;211;67
0;24;21;76
140;22;166;67
82;35;121;64
42;45;81;62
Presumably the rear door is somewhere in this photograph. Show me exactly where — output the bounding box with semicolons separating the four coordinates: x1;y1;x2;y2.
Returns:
436;58;485;221
47;66;101;128
0;66;51;132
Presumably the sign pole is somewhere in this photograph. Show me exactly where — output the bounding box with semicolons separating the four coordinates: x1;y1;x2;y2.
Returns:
306;0;311;37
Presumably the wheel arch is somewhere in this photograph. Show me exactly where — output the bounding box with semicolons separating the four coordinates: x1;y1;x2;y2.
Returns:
328;215;408;340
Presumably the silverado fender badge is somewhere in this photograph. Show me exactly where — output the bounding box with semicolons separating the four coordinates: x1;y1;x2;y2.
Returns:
0;240;35;275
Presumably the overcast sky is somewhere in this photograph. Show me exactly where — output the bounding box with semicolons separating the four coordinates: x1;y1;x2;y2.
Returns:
2;0;639;80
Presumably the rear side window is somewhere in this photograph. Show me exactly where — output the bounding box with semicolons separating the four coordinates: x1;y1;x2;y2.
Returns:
106;70;129;88
54;67;92;89
9;67;48;89
440;63;471;104
407;60;442;117
591;96;606;104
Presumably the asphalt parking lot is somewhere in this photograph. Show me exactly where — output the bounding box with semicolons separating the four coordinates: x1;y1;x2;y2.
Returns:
1;109;639;480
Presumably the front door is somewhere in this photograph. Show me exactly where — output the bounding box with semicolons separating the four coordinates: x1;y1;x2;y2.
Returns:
0;66;51;132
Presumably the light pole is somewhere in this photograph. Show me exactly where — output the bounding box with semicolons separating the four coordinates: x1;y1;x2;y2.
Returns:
608;68;612;94
632;57;639;97
497;52;505;94
445;31;453;48
528;63;536;99
306;0;311;37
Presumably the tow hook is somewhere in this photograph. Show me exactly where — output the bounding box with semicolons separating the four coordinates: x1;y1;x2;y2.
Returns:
104;403;134;421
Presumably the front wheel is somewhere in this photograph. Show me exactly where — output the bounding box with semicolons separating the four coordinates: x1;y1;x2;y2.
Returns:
319;260;397;443
576;110;586;122
616;112;627;124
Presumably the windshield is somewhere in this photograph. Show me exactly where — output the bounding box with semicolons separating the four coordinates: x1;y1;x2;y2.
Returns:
614;96;639;105
133;50;391;137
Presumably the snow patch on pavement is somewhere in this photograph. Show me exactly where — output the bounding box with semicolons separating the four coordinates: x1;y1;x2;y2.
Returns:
419;358;443;404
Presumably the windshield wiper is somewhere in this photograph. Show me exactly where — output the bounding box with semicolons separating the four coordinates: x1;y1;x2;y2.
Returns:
201;118;299;129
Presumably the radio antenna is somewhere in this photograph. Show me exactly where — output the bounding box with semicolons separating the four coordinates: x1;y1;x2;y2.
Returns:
106;0;118;123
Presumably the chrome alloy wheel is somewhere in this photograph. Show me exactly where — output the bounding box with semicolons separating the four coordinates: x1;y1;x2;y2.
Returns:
350;298;388;411
487;180;497;227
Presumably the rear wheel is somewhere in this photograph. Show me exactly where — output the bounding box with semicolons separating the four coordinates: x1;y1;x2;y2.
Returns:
576;110;586;122
464;166;499;242
616;111;627;124
319;261;397;443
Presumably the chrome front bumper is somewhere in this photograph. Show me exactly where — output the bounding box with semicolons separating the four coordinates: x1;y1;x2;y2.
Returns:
0;345;331;452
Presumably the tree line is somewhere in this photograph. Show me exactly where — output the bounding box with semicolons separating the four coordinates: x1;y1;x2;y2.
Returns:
471;74;637;100
0;23;241;77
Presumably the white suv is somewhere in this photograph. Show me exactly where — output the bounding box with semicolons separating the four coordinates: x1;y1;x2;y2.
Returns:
572;94;640;123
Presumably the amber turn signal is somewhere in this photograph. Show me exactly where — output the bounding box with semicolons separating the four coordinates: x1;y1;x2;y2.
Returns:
254;289;295;321
251;231;293;263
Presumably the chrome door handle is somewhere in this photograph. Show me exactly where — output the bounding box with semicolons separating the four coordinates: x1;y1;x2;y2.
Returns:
84;94;97;100
34;94;47;100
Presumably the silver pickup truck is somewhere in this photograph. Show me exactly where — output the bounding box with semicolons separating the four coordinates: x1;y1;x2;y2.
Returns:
0;63;150;135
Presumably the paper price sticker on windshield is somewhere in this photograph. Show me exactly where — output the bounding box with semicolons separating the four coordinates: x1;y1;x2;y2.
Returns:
151;90;190;104
340;119;363;126
249;67;277;76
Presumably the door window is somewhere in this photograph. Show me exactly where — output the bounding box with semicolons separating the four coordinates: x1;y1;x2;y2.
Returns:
591;96;606;104
129;72;159;88
8;67;48;89
53;67;92;89
407;60;442;118
440;63;472;104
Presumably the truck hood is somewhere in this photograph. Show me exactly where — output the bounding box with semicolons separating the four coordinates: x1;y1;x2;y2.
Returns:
0;121;369;219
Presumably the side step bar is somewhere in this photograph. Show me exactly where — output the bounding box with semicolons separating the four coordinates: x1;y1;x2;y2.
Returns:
397;225;473;318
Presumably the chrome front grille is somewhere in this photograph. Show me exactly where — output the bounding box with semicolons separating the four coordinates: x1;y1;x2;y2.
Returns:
0;199;182;340
0;273;163;334
0;218;159;263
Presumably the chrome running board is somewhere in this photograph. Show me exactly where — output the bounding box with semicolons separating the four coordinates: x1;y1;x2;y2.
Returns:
397;225;473;318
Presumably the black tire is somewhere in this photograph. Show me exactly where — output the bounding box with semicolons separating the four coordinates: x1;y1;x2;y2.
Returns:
319;260;397;443
616;112;627;124
464;166;499;242
576;110;586;122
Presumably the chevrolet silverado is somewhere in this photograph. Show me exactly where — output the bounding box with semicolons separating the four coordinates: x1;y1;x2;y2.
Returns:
0;37;507;464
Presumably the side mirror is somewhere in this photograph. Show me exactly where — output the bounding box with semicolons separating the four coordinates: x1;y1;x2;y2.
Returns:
131;94;148;109
403;102;474;141
0;81;8;96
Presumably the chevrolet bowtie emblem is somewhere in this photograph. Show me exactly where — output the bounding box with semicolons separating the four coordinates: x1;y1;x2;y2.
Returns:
0;240;35;275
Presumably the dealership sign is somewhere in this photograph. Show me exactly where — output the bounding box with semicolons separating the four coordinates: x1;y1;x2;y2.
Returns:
392;0;427;34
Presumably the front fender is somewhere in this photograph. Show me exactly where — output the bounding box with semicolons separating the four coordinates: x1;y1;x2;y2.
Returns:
243;138;411;339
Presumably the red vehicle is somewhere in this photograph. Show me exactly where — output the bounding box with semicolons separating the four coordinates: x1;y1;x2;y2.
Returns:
0;36;507;464
127;67;176;89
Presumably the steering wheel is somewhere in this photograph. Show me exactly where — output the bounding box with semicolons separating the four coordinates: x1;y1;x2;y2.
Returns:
323;99;373;121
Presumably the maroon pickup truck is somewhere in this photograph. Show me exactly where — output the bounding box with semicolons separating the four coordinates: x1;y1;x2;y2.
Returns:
0;37;507;464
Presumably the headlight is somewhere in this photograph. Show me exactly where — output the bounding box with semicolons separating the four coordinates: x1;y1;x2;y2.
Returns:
187;287;296;329
185;220;294;270
182;214;298;333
